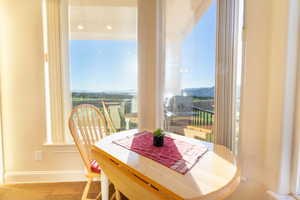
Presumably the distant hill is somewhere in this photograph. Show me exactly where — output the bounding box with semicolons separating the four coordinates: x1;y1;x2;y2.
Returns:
72;89;136;95
72;87;215;98
72;91;135;99
182;87;215;98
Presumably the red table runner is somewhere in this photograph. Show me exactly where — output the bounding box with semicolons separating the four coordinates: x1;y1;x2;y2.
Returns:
112;132;208;174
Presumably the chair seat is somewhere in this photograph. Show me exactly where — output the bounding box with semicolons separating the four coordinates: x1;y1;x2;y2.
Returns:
90;160;101;173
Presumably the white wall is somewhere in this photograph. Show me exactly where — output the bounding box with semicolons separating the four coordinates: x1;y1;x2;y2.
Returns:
239;0;271;182
0;1;298;199
265;0;300;194
0;0;84;183
227;0;272;198
229;0;299;199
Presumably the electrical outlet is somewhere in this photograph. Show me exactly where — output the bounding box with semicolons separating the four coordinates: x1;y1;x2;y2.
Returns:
241;176;248;182
35;150;43;161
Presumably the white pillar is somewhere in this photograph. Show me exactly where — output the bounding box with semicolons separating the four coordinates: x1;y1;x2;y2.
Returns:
138;0;163;131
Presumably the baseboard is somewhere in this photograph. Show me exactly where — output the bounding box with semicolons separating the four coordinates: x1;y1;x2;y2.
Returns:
5;170;88;184
266;190;295;200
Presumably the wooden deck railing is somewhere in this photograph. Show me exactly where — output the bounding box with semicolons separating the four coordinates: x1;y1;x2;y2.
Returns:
184;107;215;142
191;106;214;128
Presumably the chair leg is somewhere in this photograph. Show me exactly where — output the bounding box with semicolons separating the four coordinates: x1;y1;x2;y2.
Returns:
115;190;121;200
96;191;102;200
82;178;92;200
110;193;116;200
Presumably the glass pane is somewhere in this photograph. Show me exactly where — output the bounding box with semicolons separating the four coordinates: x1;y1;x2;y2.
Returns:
68;0;138;132
164;0;217;142
234;0;244;153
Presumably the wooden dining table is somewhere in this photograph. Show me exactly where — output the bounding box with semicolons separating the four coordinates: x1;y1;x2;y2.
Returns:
92;129;240;200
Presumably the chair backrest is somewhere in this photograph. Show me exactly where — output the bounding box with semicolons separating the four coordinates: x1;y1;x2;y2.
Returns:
69;104;108;173
101;101;117;133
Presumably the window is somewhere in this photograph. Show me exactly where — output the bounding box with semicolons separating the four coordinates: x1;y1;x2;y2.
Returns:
43;0;243;147
164;0;217;142
67;1;138;133
162;0;244;151
43;0;138;144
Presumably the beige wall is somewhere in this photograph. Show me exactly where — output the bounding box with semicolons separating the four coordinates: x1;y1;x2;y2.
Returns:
232;0;299;198
0;0;84;182
0;0;298;199
239;0;271;183
227;0;271;198
265;0;299;194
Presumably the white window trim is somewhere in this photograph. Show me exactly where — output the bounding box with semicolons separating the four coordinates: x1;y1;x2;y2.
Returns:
291;13;300;195
214;0;243;151
44;0;73;144
44;0;243;150
286;0;300;197
45;0;66;144
45;0;148;144
60;0;73;144
267;0;300;197
293;92;300;196
0;53;5;184
44;0;182;142
291;2;300;194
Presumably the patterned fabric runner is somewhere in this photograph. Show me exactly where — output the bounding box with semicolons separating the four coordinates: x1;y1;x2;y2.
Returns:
112;132;208;174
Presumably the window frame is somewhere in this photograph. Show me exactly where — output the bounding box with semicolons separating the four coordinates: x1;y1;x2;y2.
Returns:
291;34;300;197
60;0;73;143
43;0;244;150
44;0;145;144
44;0;67;144
292;126;300;197
287;0;300;196
214;0;243;151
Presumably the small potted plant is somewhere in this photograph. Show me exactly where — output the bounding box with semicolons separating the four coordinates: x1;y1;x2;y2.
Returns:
153;128;165;147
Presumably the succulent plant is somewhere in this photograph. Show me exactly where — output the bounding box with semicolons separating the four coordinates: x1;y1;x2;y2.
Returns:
153;128;165;137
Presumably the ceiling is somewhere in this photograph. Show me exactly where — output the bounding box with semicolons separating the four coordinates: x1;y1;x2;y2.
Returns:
69;0;212;41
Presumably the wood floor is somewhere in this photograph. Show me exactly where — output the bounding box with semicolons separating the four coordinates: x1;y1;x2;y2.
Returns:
0;180;266;200
0;181;125;200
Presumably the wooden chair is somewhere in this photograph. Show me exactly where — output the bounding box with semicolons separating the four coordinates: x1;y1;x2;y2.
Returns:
101;101;117;133
69;104;117;200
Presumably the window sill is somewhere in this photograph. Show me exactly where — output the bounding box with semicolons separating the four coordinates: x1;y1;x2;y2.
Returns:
43;142;75;147
292;194;300;200
266;191;296;200
43;142;78;153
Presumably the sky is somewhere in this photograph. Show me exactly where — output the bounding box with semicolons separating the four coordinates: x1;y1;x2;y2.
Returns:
181;1;216;88
70;1;216;92
70;40;137;92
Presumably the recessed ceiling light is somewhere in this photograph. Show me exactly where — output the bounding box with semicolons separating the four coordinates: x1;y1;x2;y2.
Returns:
77;24;84;30
106;25;112;30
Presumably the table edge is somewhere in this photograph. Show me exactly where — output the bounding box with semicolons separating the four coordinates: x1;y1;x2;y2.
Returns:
92;132;241;200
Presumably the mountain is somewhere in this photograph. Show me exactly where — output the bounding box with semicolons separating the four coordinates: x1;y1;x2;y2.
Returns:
72;89;136;95
182;87;215;97
72;87;215;98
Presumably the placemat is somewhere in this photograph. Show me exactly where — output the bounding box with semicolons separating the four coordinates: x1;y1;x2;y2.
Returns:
112;132;208;174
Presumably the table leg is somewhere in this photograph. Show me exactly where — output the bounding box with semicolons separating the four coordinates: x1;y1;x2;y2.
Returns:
125;118;130;130
101;172;109;200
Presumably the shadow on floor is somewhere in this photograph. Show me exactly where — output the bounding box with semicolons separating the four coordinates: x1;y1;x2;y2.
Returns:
0;180;266;200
